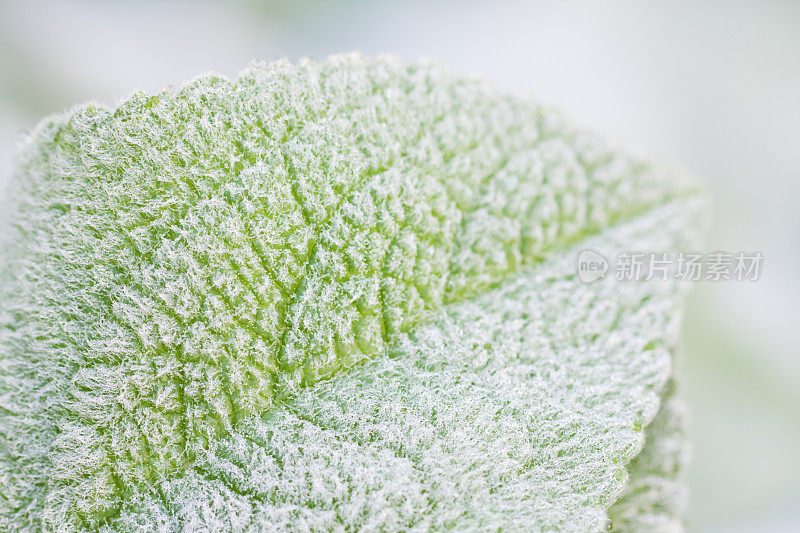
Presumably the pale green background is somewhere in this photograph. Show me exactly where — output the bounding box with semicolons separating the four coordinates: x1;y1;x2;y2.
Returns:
1;1;798;530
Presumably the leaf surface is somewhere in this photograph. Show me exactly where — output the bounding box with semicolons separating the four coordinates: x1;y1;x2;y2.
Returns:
0;54;703;531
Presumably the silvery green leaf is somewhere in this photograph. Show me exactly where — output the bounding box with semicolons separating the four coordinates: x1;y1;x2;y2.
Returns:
0;54;704;532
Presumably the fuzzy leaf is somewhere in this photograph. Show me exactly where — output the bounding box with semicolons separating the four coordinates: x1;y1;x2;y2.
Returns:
0;54;703;531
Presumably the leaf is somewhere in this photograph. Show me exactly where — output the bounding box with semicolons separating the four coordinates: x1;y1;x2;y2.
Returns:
0;54;703;531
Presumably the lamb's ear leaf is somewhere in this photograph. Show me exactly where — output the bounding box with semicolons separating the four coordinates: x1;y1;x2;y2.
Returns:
0;54;703;531
608;376;689;532
111;197;703;532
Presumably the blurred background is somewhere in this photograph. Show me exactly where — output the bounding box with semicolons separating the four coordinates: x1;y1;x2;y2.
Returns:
0;1;798;530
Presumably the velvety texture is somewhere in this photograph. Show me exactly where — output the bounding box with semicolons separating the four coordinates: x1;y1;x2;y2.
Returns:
0;54;703;531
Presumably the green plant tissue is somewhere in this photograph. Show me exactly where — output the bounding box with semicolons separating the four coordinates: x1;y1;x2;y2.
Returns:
0;54;704;531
